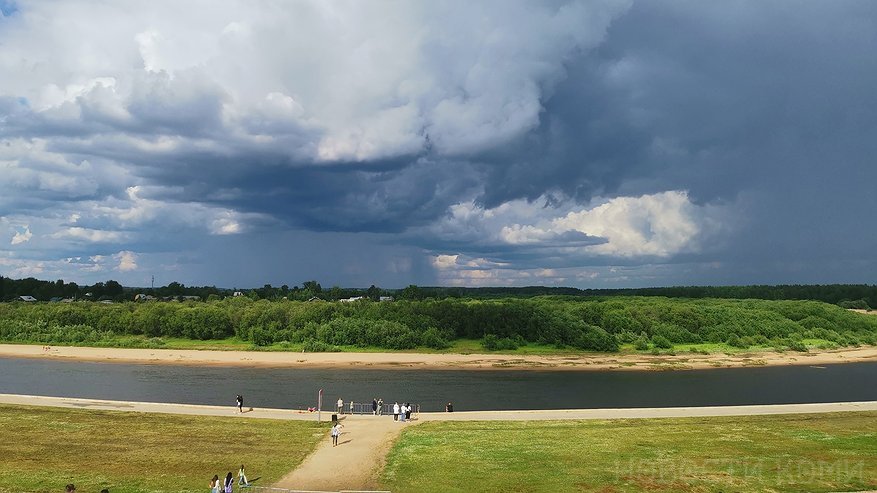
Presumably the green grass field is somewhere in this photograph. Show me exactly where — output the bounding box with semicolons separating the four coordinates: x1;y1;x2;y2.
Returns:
381;412;877;493
0;404;324;493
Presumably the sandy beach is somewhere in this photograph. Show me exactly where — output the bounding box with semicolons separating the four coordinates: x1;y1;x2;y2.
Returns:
0;343;875;371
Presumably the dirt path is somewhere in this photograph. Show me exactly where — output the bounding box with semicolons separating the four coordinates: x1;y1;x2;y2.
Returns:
273;414;410;491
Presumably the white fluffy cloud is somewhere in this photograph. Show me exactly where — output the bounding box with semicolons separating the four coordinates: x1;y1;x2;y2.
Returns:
10;226;32;245
426;190;733;283
115;250;138;272
0;0;629;162
546;191;723;257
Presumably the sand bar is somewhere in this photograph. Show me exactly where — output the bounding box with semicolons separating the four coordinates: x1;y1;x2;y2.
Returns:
0;343;876;371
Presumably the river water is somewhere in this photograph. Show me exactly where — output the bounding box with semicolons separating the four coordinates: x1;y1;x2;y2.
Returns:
1;357;875;412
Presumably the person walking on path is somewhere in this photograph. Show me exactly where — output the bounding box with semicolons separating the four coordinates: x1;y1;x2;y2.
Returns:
393;401;400;421
377;398;384;415
336;397;343;415
210;474;220;493
331;422;343;446
238;465;249;486
236;394;243;413
400;403;407;422
224;472;234;493
371;398;378;415
446;402;454;412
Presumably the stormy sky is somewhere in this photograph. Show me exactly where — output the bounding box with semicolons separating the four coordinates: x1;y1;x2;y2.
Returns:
1;0;876;288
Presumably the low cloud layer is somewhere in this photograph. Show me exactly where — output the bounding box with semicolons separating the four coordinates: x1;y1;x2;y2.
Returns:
1;1;876;287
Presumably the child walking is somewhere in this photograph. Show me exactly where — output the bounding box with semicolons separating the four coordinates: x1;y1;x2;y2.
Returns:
331;422;343;446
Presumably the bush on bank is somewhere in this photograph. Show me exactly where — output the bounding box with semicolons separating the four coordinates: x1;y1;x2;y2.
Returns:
1;296;876;352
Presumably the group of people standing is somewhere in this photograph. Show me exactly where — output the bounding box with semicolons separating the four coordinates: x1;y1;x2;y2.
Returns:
368;398;414;420
209;465;248;493
392;401;413;422
336;397;415;420
370;397;384;415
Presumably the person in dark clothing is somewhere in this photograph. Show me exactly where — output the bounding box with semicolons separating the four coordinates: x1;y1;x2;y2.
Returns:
371;398;378;415
236;394;243;413
445;402;454;412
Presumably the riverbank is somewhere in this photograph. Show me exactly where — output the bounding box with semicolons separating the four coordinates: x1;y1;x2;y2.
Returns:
1;343;876;371
3;393;876;420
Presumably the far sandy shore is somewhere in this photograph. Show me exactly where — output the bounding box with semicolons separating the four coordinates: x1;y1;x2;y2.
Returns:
0;343;875;371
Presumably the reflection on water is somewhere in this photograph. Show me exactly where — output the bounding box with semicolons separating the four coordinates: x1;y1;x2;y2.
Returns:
1;357;875;412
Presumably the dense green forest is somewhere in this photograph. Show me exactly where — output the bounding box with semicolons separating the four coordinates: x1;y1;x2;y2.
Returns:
2;275;875;308
1;296;875;352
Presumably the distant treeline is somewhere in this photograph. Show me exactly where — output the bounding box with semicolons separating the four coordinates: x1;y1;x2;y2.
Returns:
1;296;875;352
409;285;877;308
1;275;875;308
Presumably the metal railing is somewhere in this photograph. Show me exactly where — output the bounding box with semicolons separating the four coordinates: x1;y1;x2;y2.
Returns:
334;402;420;417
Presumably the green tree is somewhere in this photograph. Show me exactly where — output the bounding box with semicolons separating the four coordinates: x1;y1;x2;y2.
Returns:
367;284;381;301
399;285;423;301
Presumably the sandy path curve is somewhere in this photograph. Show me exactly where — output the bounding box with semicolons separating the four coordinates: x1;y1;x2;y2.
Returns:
273;414;410;491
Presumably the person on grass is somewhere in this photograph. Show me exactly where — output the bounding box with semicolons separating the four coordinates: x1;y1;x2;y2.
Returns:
238;465;249;486
224;472;234;493
210;474;220;493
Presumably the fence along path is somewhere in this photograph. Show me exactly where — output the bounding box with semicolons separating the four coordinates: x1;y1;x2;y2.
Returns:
273;414;412;491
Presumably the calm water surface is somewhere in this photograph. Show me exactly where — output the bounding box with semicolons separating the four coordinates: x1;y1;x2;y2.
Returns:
1;357;875;412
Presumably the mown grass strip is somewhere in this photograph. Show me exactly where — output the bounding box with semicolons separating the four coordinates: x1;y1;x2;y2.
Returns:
382;412;877;492
0;404;324;493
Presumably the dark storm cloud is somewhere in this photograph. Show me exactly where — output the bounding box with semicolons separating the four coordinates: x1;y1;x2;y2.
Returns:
455;1;877;282
473;1;877;205
3;0;876;286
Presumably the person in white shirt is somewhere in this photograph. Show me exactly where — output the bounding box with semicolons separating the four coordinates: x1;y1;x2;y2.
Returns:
393;402;400;421
337;398;343;415
238;464;248;486
331;422;343;446
210;474;220;493
400;403;407;422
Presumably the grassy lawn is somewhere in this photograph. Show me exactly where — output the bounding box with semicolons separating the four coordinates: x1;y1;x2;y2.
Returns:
382;412;877;493
0;404;324;493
